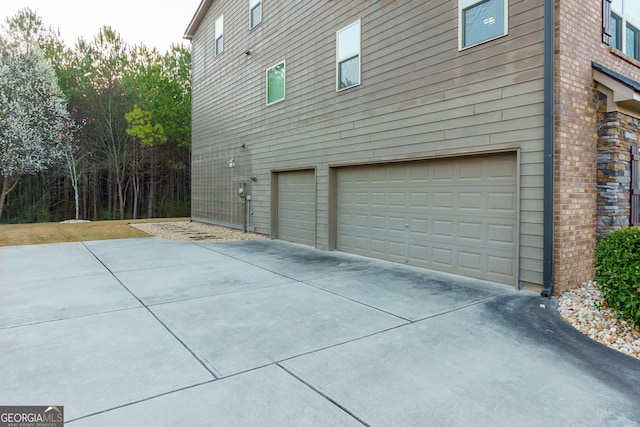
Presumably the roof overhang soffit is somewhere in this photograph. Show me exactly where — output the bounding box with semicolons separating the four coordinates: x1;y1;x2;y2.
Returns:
593;64;640;119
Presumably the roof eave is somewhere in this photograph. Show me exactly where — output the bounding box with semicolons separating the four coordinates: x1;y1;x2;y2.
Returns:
184;0;214;41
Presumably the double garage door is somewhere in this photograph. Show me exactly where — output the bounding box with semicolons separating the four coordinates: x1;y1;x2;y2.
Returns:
275;154;518;285
336;153;518;285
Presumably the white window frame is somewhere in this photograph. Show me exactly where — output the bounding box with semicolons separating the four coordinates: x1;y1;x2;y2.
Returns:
250;0;262;29
458;0;509;51
215;15;224;56
266;61;286;106
610;0;640;60
336;20;361;92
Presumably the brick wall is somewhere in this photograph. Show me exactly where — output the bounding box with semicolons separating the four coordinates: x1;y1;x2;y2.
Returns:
554;0;640;294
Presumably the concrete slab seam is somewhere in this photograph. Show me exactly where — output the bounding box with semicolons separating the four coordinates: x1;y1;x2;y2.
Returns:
143;307;222;379
81;242;220;380
197;242;378;283
0;306;142;331
0;272;110;287
138;281;296;308
303;281;514;325
65;379;217;423
186;321;413;382
409;293;518;324
273;321;411;367
195;243;302;281
106;259;225;274
302;281;413;322
276;363;370;427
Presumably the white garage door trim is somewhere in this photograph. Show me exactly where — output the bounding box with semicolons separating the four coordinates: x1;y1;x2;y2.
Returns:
335;153;518;285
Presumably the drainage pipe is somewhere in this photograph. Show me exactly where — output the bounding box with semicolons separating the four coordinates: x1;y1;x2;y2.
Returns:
541;0;555;297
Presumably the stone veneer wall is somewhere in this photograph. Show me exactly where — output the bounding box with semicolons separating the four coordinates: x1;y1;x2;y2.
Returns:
596;107;637;240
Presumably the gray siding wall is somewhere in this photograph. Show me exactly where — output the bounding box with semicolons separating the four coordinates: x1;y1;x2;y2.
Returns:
190;0;545;286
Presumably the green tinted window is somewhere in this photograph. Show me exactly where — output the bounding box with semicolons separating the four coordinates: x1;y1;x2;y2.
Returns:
267;62;285;105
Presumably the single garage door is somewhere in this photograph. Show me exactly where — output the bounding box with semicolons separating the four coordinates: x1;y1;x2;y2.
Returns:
276;170;316;246
337;154;517;285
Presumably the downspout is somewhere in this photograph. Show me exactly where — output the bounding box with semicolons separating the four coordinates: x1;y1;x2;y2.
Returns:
541;0;555;297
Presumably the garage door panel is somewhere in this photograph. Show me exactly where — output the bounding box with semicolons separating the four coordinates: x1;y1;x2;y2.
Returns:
458;251;482;271
488;255;516;277
489;156;517;178
408;192;428;207
432;248;454;266
459;162;483;180
412;219;428;233
277;170;316;246
389;241;405;257
337;154;517;285
388;217;405;231
488;224;516;244
458;222;482;241
433;192;453;208
488;192;517;211
459;193;482;210
410;166;429;181
432;163;454;181
433;220;453;236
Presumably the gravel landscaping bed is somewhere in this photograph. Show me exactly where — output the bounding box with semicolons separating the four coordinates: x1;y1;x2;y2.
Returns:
130;220;266;242
558;281;640;360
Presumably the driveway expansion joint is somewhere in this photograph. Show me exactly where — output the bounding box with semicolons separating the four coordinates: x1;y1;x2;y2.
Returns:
277;363;370;427
82;242;220;380
65;379;218;423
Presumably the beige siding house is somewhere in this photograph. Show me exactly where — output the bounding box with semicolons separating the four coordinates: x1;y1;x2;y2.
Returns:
185;0;640;295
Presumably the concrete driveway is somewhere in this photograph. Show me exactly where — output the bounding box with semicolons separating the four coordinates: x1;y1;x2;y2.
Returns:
1;238;639;426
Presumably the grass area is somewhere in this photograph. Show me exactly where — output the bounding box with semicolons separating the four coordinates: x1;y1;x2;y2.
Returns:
0;217;189;247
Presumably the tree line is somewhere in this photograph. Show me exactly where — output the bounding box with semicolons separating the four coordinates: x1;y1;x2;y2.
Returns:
0;9;191;223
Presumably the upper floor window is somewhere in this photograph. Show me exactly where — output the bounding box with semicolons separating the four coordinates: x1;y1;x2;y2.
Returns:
266;61;285;105
250;0;262;28
608;0;640;60
459;0;508;50
337;21;361;91
215;15;224;56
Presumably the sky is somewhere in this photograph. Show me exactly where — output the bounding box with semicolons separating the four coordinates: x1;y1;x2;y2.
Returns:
0;0;203;52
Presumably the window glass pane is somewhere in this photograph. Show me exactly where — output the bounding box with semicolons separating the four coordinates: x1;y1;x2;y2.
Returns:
215;15;224;55
612;13;622;49
338;56;359;90
215;16;224;38
627;0;640;26
267;62;285;104
338;22;360;61
612;0;623;13
251;3;262;27
216;36;223;55
463;0;505;47
627;24;639;59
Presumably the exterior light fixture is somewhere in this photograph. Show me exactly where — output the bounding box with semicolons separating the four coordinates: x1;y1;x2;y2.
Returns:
228;158;236;168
